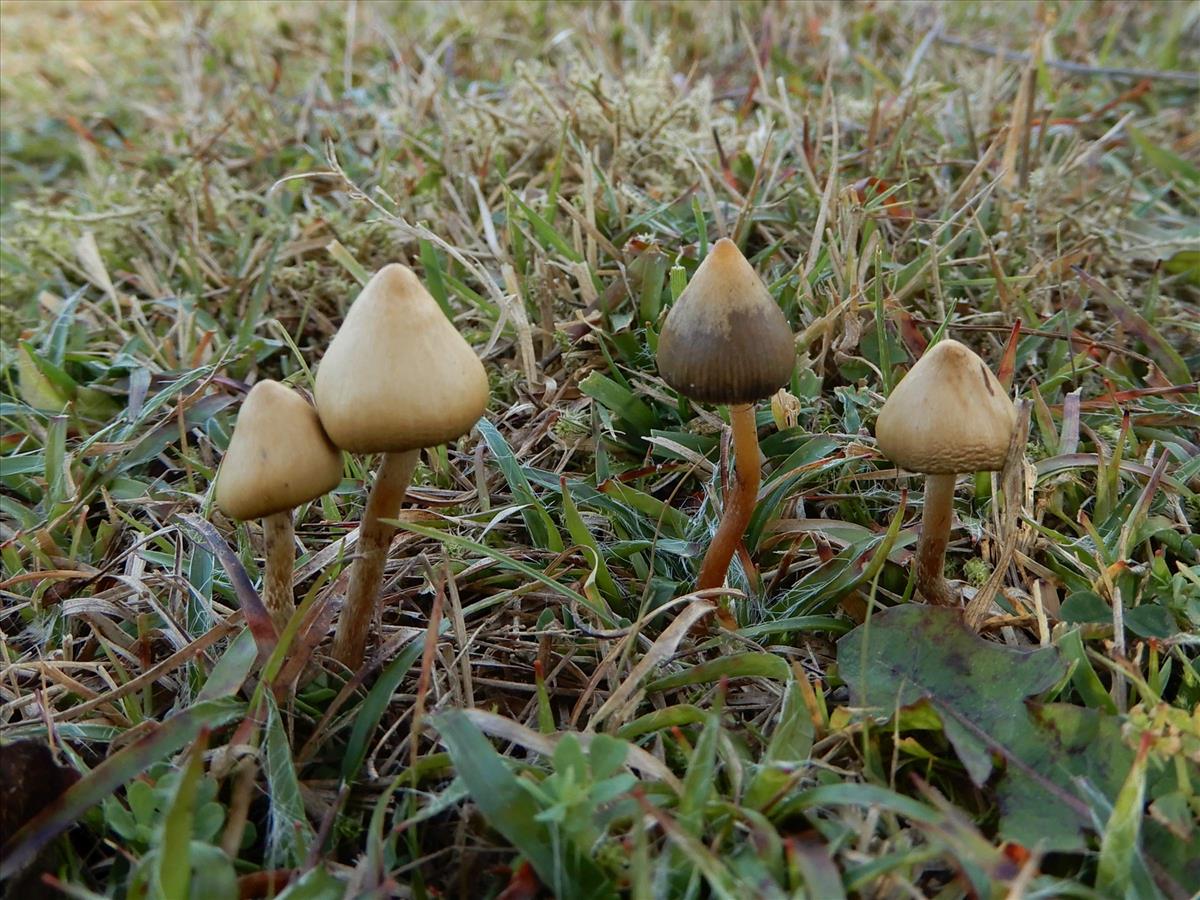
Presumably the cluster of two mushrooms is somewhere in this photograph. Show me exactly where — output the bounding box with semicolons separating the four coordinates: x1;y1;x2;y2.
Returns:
656;239;1016;624
217;265;488;667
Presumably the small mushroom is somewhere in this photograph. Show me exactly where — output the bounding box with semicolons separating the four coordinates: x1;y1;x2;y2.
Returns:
215;380;342;631
656;238;795;625
875;338;1017;607
315;264;489;667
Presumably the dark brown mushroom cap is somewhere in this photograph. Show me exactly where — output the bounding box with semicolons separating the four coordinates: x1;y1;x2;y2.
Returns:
656;239;795;404
215;380;343;520
875;339;1017;474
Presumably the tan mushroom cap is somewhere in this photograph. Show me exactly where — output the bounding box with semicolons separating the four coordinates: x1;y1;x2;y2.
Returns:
656;238;795;404
314;264;490;453
875;339;1017;474
215;380;343;520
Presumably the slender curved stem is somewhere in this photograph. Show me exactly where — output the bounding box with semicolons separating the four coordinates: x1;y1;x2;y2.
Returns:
696;404;761;627
916;473;960;606
333;449;420;667
262;511;296;633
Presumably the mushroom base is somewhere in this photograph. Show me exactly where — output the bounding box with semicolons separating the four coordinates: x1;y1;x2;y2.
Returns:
333;449;420;667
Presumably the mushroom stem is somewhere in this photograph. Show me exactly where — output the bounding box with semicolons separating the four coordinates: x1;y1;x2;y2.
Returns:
262;511;296;632
333;449;420;667
696;403;761;626
915;473;960;606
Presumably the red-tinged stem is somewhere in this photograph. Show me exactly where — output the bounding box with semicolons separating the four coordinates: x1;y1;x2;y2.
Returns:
696;403;761;628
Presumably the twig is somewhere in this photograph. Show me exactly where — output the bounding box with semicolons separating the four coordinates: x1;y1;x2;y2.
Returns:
936;33;1200;86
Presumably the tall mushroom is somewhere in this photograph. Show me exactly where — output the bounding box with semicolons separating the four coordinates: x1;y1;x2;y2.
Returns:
315;264;489;667
875;338;1016;606
656;238;795;625
215;380;343;631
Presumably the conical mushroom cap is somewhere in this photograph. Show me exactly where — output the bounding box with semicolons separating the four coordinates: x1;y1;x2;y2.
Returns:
875;339;1017;474
314;264;490;453
656;239;794;404
215;380;343;520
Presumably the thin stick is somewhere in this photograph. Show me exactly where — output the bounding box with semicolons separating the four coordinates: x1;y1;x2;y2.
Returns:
935;33;1200;85
696;404;761;628
333;449;420;667
262;511;296;632
915;473;959;607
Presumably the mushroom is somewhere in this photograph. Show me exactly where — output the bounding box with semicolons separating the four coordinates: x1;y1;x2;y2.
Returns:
656;238;795;625
315;264;489;667
215;380;343;631
874;338;1017;607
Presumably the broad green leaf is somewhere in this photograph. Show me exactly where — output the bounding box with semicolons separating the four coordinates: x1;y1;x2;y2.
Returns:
839;607;1066;785
837;608;1166;853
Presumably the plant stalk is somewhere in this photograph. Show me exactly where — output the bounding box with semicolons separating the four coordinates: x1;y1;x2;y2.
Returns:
696;403;761;628
333;449;420;667
916;472;960;606
262;511;296;633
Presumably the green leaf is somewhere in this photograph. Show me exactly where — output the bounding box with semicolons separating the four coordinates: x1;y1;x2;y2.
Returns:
744;676;814;811
0;698;244;879
477;417;564;551
393;520;614;627
1056;627;1116;713
196;627;258;702
647;652;790;693
578;370;656;438
1123;604;1177;639
341;636;425;781
994;704;1135;852
839;607;1066;785
1096;737;1150;895
771;783;942;825
274;866;347;900
432;710;614;899
560;478;620;601
1128;125;1200;184
264;693;314;867
677;705;721;836
837;608;1161;852
156;732;207;900
506;186;583;262
1060;591;1110;624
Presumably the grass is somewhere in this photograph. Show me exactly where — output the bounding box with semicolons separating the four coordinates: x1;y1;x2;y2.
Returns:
1;0;1198;897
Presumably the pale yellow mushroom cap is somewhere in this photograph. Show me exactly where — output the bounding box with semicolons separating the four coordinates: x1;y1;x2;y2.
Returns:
314;264;489;453
215;380;343;520
656;239;795;404
875;339;1017;474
